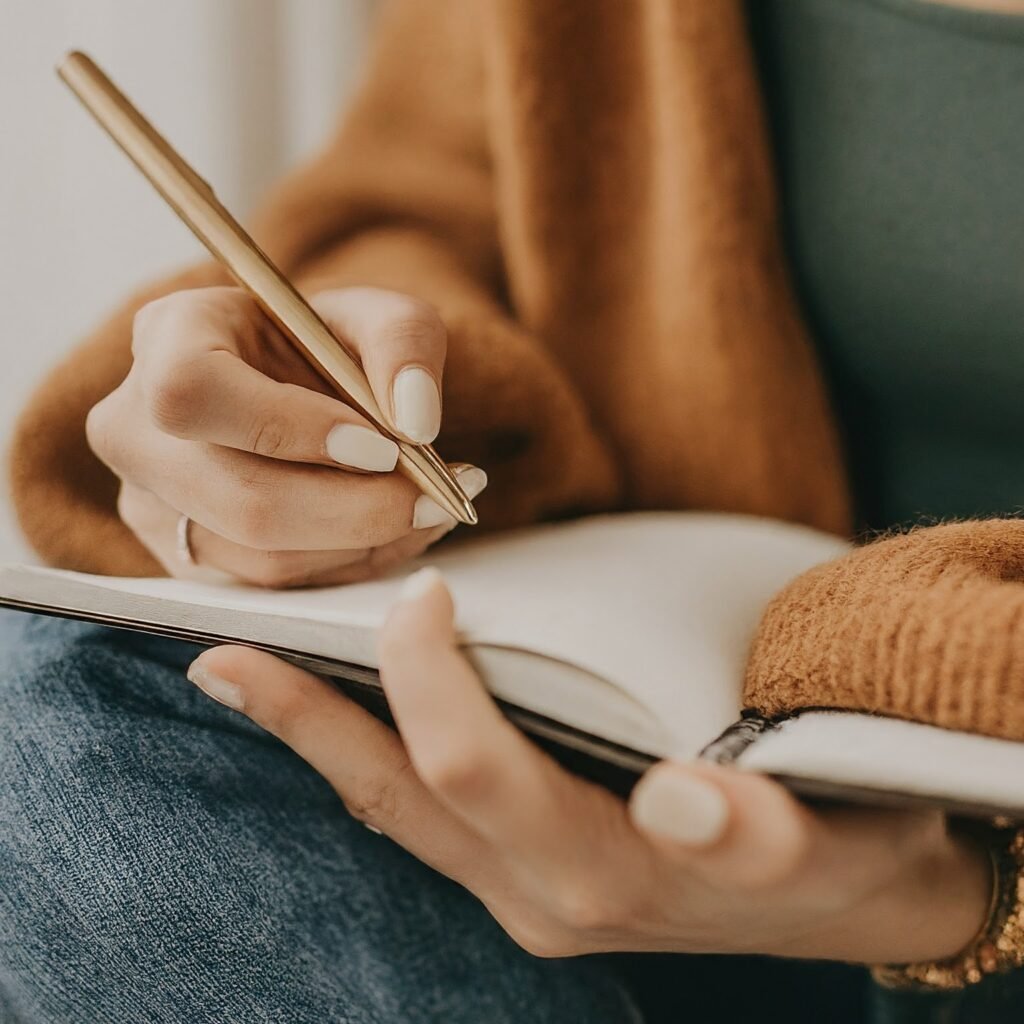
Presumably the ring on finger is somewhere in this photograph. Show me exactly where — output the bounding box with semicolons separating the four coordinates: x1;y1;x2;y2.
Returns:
176;514;198;567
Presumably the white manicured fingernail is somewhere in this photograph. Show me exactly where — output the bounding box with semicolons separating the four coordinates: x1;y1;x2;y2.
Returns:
325;424;399;472
187;663;245;711
392;366;441;443
455;465;488;499
413;496;456;530
398;566;445;603
412;465;487;529
630;771;729;846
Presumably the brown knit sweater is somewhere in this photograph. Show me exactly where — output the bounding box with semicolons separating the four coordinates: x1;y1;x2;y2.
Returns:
10;0;1024;741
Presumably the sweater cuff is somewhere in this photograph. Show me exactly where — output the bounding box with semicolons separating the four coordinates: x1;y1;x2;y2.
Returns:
744;521;1024;743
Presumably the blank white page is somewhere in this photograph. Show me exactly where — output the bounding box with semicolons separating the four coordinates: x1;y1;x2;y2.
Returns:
1;512;849;757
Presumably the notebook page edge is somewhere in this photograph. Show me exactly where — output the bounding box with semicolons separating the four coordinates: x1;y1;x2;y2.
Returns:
0;562;671;753
736;710;1024;812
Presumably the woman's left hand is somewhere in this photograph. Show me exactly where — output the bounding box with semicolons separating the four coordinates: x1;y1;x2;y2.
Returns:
187;569;991;965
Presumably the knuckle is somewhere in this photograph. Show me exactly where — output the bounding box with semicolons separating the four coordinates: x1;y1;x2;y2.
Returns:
342;759;415;832
260;682;323;743
144;360;207;436
85;394;129;468
84;397;114;457
386;304;445;350
131;291;197;354
131;296;173;348
244;416;290;459
342;782;399;830
550;883;620;934
115;484;142;530
326;503;408;552
502;918;579;960
229;489;281;549
416;745;498;803
519;934;577;960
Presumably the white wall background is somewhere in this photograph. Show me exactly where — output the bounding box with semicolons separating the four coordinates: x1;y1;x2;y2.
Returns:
0;0;375;560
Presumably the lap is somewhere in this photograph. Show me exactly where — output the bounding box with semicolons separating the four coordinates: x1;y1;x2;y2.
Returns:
16;612;991;1024
0;612;640;1024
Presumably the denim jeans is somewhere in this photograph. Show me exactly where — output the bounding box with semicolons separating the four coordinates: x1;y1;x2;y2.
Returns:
0;611;1018;1023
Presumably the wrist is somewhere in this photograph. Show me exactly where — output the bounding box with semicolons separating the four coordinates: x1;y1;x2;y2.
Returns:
776;831;992;964
874;827;1024;991
861;833;991;963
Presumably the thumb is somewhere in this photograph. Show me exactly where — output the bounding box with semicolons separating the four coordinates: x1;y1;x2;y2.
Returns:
311;287;446;444
629;761;815;888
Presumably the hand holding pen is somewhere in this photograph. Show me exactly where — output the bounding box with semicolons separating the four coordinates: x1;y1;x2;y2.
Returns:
88;284;487;586
61;53;484;586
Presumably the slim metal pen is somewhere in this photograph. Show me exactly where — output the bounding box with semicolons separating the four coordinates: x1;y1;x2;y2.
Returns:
57;51;477;526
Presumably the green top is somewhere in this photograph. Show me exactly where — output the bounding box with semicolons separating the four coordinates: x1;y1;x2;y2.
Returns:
748;0;1024;530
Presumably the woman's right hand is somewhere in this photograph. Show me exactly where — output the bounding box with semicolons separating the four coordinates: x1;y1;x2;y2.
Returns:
85;285;487;588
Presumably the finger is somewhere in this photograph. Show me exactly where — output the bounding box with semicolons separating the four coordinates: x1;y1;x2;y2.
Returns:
630;761;976;906
144;349;400;473
186;521;456;589
186;646;492;883
118;482;459;587
131;287;262;363
104;424;446;550
311;289;445;444
629;761;817;888
132;285;329;399
378;568;628;866
132;287;400;472
108;421;487;552
119;481;362;583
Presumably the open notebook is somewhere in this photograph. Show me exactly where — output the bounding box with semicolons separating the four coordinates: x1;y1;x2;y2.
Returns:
3;512;1024;819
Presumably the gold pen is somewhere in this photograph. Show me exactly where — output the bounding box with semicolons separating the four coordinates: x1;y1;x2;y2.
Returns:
57;51;477;527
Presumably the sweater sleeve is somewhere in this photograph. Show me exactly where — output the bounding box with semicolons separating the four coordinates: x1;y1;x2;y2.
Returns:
8;0;619;575
744;519;1024;742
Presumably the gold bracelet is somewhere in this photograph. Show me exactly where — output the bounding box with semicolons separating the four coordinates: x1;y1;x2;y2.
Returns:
871;827;1024;992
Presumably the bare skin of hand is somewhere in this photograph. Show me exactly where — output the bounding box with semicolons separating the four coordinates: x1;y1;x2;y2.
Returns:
186;569;991;965
86;286;486;588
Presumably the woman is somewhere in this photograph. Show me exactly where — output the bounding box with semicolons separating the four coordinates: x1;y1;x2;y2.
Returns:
3;0;1023;1020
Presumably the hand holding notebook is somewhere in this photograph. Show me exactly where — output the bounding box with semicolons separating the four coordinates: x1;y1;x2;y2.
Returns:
1;511;996;966
176;520;996;967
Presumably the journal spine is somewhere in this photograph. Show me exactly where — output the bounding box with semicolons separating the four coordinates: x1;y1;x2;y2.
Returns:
698;711;775;765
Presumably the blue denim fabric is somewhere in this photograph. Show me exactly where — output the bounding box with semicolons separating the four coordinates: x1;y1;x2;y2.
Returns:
0;612;643;1024
2;610;1017;1024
